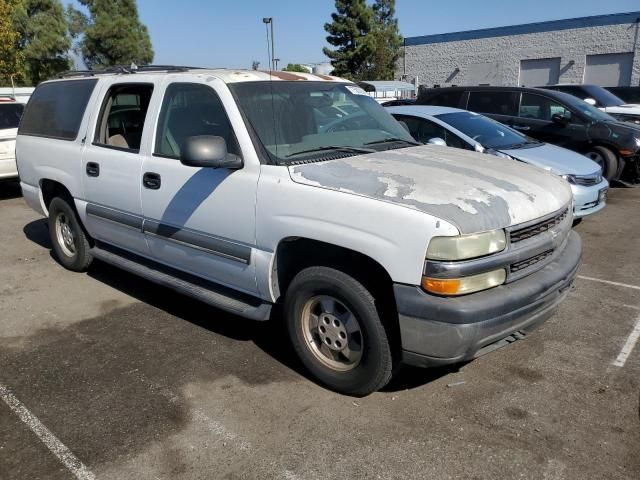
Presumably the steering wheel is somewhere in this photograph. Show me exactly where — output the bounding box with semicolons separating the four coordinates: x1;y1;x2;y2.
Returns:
472;134;486;143
320;112;366;133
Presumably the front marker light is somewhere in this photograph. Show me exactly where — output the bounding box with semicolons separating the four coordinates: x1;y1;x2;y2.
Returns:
426;229;506;261
422;269;506;296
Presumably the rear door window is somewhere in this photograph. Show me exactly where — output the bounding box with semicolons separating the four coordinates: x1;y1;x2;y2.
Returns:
467;91;519;116
19;79;97;140
0;103;24;130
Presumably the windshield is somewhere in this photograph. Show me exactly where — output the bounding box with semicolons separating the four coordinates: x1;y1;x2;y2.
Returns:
556;92;617;122
435;111;533;149
229;81;416;163
0;103;24;130
585;86;625;107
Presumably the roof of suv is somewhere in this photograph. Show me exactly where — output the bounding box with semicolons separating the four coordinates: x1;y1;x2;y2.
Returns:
53;67;347;85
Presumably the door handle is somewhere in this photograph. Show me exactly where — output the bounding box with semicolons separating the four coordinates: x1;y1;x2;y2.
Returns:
86;162;100;177
143;172;161;190
512;125;530;131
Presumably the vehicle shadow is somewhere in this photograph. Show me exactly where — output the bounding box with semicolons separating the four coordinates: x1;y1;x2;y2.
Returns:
0;179;22;200
22;218;453;394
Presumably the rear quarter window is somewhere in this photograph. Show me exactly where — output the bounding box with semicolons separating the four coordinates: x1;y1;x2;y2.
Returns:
19;79;98;140
467;91;519;116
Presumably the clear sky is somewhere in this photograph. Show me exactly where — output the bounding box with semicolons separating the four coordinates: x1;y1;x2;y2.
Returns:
63;0;640;69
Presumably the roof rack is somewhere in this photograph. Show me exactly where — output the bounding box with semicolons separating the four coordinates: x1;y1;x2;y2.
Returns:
58;65;206;78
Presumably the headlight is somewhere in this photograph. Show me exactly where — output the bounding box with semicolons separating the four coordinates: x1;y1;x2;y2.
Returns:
422;269;506;296
426;229;506;261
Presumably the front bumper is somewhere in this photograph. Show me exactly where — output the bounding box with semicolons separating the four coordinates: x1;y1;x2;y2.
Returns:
570;180;608;218
395;230;581;367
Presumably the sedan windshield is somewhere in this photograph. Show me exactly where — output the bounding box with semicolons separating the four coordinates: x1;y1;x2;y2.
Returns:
555;92;617;122
584;86;626;107
0;103;24;130
435;111;533;149
229;81;416;163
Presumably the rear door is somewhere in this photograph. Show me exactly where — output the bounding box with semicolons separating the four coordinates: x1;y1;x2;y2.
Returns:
466;90;519;127
515;92;589;148
81;80;158;255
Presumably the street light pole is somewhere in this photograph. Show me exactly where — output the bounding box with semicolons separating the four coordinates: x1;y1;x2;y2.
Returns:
262;17;276;71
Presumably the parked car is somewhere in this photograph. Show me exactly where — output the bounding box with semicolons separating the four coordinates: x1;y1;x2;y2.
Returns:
387;105;608;219
606;86;640;105
17;67;581;395
540;84;640;125
381;98;416;107
418;86;640;183
0;96;25;181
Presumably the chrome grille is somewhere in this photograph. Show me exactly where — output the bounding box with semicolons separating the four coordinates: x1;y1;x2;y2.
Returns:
510;250;553;273
573;173;602;186
509;208;568;244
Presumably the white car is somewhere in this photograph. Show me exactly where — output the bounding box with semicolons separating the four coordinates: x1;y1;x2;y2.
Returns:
387;105;609;219
0;98;24;180
16;67;581;395
541;84;640;125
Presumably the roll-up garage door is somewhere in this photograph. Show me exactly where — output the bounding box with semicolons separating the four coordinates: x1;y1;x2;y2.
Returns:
519;58;560;86
584;53;633;87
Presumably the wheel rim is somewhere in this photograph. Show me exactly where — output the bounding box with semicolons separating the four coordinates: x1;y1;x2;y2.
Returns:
301;295;363;372
55;212;77;257
585;151;605;170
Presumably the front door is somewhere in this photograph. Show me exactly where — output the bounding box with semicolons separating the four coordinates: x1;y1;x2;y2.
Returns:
514;92;588;149
140;79;260;296
81;81;157;255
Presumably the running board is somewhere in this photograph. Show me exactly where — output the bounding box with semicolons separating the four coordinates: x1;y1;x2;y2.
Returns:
91;243;272;321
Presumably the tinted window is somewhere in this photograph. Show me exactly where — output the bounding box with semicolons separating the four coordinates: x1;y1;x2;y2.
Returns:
422;91;464;108
155;83;240;159
467;91;518;116
0;103;24;130
394;114;470;149
436;111;534;149
94;84;153;152
519;93;570;121
19;79;97;140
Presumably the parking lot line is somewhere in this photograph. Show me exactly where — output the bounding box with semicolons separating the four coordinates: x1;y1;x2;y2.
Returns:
0;383;95;480
577;275;640;291
613;316;640;368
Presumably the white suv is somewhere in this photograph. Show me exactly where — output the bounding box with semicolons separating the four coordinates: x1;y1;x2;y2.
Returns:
0;97;24;180
16;67;582;395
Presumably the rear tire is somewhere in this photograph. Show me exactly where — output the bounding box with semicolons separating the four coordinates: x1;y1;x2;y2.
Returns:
585;146;618;182
48;196;93;272
284;266;394;396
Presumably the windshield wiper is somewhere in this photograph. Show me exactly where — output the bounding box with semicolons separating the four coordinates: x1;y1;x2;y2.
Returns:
364;137;421;146
285;145;375;158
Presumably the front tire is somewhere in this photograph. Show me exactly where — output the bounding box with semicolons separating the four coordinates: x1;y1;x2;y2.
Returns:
284;266;394;396
585;146;618;182
48;196;93;272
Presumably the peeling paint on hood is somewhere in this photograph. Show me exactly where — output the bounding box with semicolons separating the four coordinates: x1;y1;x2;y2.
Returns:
289;145;572;234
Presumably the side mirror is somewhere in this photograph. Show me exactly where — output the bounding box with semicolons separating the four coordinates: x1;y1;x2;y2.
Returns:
180;136;243;169
474;143;485;153
584;98;597;106
551;111;571;126
428;137;447;146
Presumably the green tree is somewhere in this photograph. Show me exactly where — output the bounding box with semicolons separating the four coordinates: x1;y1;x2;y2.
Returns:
13;0;72;84
0;0;25;86
368;0;403;80
322;0;373;80
282;63;309;73
69;0;153;69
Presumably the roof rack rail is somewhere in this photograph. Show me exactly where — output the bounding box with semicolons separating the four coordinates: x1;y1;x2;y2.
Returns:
58;65;206;78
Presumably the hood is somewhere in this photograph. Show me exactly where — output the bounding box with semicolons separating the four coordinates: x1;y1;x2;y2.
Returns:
499;143;600;176
603;104;640;114
289;145;572;234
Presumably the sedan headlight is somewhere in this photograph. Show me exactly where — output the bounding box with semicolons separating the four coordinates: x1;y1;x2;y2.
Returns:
426;229;506;261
